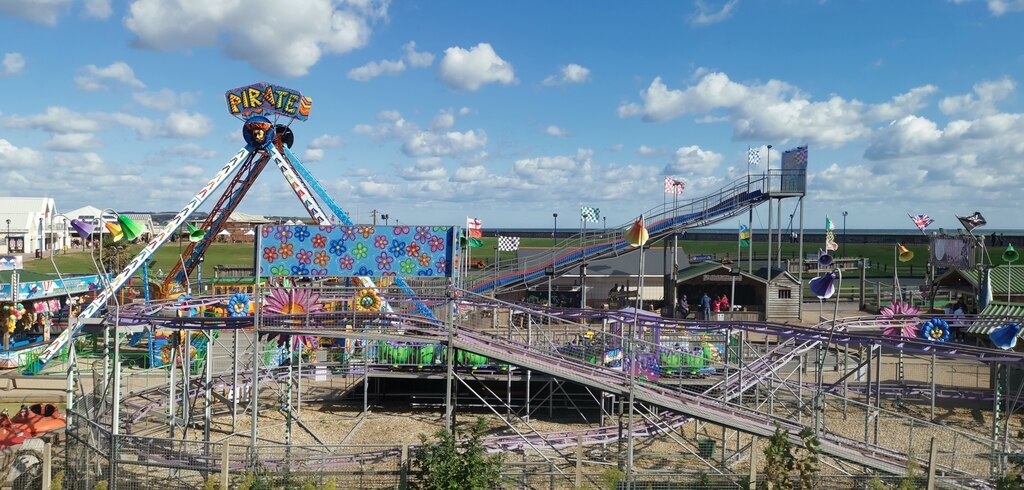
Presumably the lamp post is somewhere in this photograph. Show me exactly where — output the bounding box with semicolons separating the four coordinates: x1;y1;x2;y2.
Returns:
552;213;558;246
842;211;848;258
381;214;389;226
5;219;9;254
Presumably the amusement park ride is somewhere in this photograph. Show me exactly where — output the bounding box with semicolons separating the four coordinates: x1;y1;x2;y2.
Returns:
6;82;1024;488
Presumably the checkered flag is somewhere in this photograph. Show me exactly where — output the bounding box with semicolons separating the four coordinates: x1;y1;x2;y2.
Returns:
581;206;600;223
498;236;520;252
748;146;760;166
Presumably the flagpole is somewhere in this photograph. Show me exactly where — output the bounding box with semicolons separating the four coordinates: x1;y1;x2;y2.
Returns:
747;147;754;274
581;212;587;309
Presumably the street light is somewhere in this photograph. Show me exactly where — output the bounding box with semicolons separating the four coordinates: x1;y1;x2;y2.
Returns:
553;213;558;246
5;219;9;254
381;213;389;226
842;211;849;258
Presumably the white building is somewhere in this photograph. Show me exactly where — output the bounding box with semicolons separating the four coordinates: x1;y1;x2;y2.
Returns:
0;197;69;255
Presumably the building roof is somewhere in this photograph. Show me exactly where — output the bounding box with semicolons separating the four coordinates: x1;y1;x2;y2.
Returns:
230;212;272;223
675;261;731;282
965;301;1024;334
936;265;1024;295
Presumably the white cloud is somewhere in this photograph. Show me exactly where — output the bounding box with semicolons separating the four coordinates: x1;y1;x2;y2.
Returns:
124;0;387;77
438;43;516;91
309;134;344;149
347;58;405;81
987;0;1024;15
84;0;112;18
403;41;434;68
5;106;102;134
452;164;488;183
0;138;43;168
609;143;624;152
132;89;200;112
619;70;937;148
664;145;723;175
543;63;591;86
513;149;594;187
939;78;1015;117
545;125;570;138
303;133;344;162
355;110;486;159
44;132;102;152
403;129;487;157
75;62;145;91
2;53;25;77
637;145;663;156
161;143;216;159
0;0;73;25
690;0;739;26
161;111;214;138
303;148;325;162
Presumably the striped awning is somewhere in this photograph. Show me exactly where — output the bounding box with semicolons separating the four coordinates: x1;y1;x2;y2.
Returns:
965;301;1024;334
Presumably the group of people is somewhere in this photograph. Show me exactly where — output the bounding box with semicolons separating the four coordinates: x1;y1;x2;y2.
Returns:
676;293;732;320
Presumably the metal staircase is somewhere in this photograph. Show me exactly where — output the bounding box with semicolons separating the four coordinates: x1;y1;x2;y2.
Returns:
470;169;804;295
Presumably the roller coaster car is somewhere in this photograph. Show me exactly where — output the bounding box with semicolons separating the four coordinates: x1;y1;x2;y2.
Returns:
469;259;488;269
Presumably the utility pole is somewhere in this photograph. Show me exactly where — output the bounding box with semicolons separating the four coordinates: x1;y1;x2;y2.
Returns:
371;209;378;226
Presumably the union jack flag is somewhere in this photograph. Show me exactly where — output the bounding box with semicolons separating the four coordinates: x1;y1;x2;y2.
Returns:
664;176;685;194
910;214;934;231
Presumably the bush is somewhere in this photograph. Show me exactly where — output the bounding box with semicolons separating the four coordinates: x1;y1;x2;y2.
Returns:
413;417;504;490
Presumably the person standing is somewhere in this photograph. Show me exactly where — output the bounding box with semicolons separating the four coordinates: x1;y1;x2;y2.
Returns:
700;293;712;320
720;294;730;311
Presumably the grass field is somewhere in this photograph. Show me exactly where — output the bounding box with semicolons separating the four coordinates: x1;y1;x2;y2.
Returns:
23;237;1010;280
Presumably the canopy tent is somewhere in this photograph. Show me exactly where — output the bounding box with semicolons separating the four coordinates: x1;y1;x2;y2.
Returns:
244;229;256;236
217;230;231;236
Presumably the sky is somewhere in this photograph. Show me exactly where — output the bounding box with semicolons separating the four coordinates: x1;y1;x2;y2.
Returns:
0;0;1023;233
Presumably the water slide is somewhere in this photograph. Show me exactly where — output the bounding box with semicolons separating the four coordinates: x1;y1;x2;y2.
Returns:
470;170;802;295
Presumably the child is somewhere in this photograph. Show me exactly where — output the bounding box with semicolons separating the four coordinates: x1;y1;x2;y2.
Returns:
720;294;730;311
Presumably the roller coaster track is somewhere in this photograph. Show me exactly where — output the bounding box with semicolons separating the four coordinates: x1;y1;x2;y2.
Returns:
469;170;805;295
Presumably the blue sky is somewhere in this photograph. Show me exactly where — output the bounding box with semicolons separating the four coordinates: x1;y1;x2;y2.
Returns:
0;0;1022;232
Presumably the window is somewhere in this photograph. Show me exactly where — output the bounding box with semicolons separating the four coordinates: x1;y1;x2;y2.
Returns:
778;288;791;299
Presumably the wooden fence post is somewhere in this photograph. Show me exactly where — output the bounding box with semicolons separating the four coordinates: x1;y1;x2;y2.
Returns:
220;444;230;490
42;441;52;490
575;435;583;488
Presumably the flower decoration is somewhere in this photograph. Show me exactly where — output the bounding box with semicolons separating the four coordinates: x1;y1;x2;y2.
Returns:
406;243;421;257
262;246;278;262
270;264;288;276
428;236;444;252
400;258;416;274
353;243;369;259
417;268;434;276
340;226;356;241
328;239;347;256
293;226;310;242
393;226;410;235
311;234;327;249
311;268;328;276
374;235;388;249
414;227;432;244
261;286;325;347
355;288;382;311
296;249;312;265
339;255;354;270
262;226;274;238
318;225;335;232
278;243;294;259
879;301;920;338
920;318;951;342
274;227;293;242
358;225;375;238
290;264;310;276
357;266;373;276
376;252;394;271
390;239;407;257
313;251;330;267
435;259;448;274
418;253;432;266
228;292;251;317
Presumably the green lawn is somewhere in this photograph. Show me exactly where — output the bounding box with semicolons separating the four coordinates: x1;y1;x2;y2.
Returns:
22;236;1010;281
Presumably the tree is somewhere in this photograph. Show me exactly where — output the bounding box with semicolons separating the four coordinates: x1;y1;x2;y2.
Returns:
762;425;821;490
413;417;504;490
